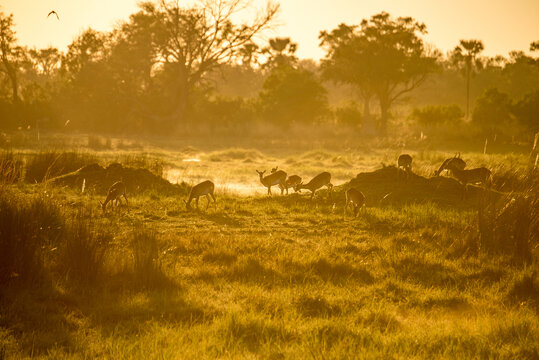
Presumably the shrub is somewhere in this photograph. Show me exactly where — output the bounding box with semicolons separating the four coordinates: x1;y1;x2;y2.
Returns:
409;104;464;127
472;88;515;137
258;65;329;126
335;101;362;128
512;90;539;133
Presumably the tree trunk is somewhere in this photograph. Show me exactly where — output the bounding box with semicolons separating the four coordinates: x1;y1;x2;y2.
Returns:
172;66;190;126
363;96;371;118
379;99;389;136
361;95;377;136
465;62;471;120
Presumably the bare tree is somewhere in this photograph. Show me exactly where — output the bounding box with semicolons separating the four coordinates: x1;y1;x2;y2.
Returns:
139;0;279;123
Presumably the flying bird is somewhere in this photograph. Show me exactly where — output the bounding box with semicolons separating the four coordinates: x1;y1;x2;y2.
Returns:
47;11;59;20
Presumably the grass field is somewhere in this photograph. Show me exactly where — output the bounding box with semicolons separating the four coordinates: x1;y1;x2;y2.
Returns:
1;134;538;359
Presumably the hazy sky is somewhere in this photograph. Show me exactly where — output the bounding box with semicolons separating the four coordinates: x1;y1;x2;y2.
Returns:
2;0;538;60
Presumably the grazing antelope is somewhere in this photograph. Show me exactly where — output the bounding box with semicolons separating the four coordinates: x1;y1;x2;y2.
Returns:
184;180;216;210
434;154;466;176
398;154;413;172
294;172;333;200
344;188;366;217
101;181;128;212
447;163;491;187
257;168;287;195
397;154;413;181
284;175;302;194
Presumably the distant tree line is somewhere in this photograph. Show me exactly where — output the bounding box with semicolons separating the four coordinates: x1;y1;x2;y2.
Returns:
0;1;538;138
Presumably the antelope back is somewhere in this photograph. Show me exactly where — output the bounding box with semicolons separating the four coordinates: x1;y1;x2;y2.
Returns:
263;170;287;185
191;180;214;197
286;175;302;187
306;172;331;189
346;188;365;205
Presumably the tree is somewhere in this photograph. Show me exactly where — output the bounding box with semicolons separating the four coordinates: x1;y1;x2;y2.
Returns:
29;47;61;77
127;0;279;126
262;37;297;69
502;51;539;99
472;88;513;137
320;12;438;135
450;39;484;119
258;64;329;126
513;90;539;133
0;11;24;103
531;41;539;52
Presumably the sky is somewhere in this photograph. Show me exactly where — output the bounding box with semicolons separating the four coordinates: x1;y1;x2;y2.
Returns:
1;0;538;60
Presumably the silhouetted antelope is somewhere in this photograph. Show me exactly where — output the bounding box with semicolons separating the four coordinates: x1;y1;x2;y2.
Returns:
257;168;287;195
294;172;333;200
344;188;365;217
434;153;466;176
184;180;216;210
284;175;302;194
447;162;491;187
398;154;413;172
101;181;128;212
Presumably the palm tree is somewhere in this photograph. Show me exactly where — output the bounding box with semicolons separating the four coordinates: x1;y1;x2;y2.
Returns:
451;39;484;119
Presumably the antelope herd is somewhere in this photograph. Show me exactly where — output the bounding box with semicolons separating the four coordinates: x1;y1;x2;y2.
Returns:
101;153;492;216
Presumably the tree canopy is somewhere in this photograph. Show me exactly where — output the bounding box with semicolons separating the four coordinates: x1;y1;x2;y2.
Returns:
320;12;439;135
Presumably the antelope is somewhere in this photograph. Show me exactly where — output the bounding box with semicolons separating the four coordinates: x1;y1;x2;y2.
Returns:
284;175;302;194
398;154;413;181
344;188;366;217
434;154;466;176
447;163;491;187
101;181;128;212
257;168;287;195
398;154;413;172
184;180;216;210
273;167;302;195
294;172;333;200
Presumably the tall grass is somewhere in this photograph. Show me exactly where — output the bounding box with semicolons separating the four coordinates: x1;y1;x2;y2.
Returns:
0;151;23;186
0;190;63;284
58;211;112;285
477;176;538;262
131;227;168;289
25;150;97;183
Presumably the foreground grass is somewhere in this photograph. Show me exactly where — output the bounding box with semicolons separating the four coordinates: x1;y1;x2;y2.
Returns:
1;182;538;359
1;140;537;358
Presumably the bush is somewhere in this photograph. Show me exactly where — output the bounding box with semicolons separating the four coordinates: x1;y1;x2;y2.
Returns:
335;101;362;128
410;104;464;127
472;88;515;137
190;95;256;130
258;65;329;126
512;90;539;133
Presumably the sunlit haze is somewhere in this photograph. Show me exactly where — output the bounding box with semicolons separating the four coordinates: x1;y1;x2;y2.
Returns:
2;0;538;59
